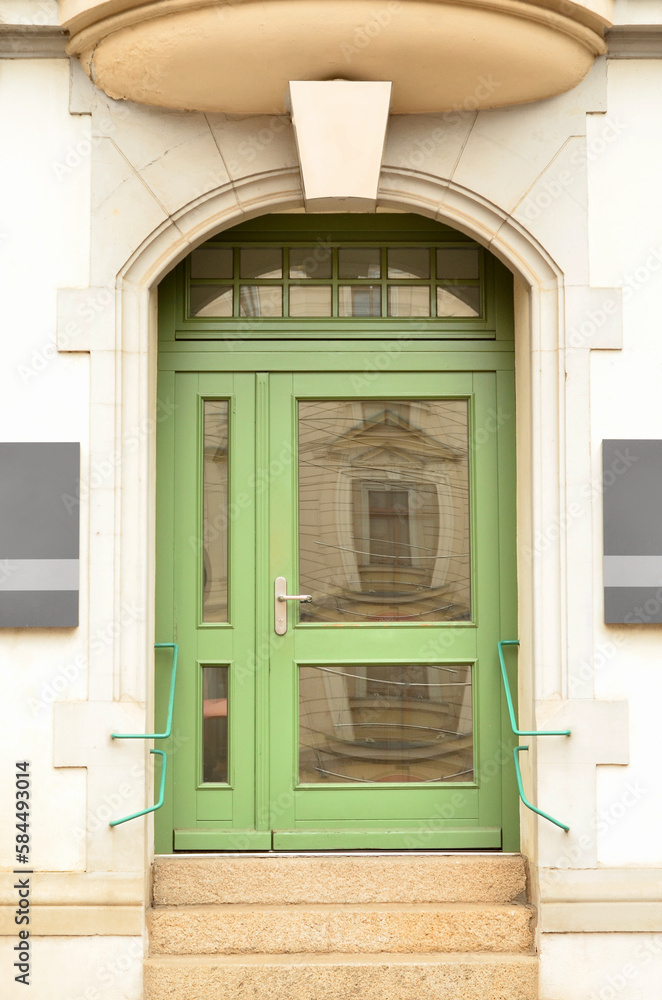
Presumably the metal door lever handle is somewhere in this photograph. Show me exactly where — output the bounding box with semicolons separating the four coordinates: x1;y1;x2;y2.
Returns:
274;576;312;634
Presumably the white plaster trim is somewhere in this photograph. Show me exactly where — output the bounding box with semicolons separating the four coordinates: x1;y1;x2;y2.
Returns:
541;901;662;933
540;867;662;902
0;905;143;936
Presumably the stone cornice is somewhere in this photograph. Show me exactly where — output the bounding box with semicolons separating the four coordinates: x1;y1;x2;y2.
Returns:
607;24;662;58
0;24;68;58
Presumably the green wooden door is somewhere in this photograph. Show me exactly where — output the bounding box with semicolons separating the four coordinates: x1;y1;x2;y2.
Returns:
155;364;516;852
155;214;517;853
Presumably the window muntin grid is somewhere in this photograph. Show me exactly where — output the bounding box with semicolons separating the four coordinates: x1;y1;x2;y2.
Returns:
187;243;483;321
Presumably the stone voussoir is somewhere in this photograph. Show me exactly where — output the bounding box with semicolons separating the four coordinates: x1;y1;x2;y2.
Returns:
152;852;528;905
148;901;534;955
143;951;539;1000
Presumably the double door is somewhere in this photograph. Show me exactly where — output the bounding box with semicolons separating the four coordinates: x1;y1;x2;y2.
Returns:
155;364;517;852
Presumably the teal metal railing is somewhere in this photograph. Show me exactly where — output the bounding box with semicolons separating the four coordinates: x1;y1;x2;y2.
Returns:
498;639;570;832
109;642;178;828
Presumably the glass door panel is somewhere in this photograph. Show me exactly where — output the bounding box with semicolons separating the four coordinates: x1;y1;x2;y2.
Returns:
298;399;471;623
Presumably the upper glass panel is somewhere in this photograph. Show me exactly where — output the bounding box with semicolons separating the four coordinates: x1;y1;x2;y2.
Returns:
202;400;229;622
298;399;471;623
186;237;484;327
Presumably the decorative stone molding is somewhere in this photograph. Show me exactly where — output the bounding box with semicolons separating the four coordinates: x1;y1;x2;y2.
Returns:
59;0;611;114
0;24;68;57
607;25;662;59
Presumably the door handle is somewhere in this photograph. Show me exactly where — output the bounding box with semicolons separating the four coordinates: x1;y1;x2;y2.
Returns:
274;576;312;635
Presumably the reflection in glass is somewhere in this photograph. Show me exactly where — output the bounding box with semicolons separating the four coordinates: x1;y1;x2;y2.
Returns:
338;248;381;279
437;285;481;318
388;286;430;317
190;246;233;280
299;663;473;783
239;247;282;279
239;286;283;317
298;399;471;623
388;247;430;279
290;247;333;279
289;285;333;318
202;401;229;621
202;666;229;783
190;285;233;317
339;286;381;317
436;247;480;280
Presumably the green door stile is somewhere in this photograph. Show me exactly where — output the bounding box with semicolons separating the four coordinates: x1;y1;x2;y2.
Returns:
154;215;518;855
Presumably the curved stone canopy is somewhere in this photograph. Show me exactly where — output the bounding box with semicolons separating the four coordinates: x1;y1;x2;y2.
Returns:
61;0;611;114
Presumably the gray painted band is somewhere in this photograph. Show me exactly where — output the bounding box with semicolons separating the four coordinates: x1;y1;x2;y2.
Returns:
0;591;78;628
0;559;79;591
605;587;662;625
604;556;662;588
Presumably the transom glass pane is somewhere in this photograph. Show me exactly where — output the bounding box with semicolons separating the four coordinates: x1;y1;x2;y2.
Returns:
202;666;229;783
190;246;233;280
202;400;229;621
290;247;333;279
289;285;332;318
437;247;480;280
298;399;471;622
240;247;282;279
338;286;381;317
190;285;233;317
437;285;481;318
240;285;283;317
388;286;430;317
388;247;430;279
338;247;381;279
299;663;473;783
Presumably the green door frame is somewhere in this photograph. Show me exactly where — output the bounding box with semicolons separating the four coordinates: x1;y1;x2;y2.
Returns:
154;215;518;854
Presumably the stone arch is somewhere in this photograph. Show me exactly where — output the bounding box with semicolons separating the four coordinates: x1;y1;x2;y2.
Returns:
112;165;567;865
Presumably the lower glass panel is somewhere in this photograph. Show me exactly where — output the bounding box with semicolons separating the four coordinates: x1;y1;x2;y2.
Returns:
299;663;473;784
202;665;229;783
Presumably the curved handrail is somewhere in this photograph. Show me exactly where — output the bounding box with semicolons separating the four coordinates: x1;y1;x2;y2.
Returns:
109;643;178;827
499;639;570;832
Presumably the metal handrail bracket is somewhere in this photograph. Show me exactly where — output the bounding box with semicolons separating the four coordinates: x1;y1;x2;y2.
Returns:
109;642;178;827
498;639;570;832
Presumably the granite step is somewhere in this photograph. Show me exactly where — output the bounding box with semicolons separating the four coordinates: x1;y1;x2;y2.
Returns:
152;852;528;906
148;900;534;955
143;951;539;1000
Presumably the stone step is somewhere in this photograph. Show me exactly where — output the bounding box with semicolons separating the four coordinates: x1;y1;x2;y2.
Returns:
149;901;534;955
144;952;538;1000
152;852;527;905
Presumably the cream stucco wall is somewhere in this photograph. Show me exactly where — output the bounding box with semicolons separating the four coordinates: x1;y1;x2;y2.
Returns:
1;3;662;997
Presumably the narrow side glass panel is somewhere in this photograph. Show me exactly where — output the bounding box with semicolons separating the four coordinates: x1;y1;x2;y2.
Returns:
202;666;229;783
202;400;229;622
298;399;471;622
299;663;473;783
